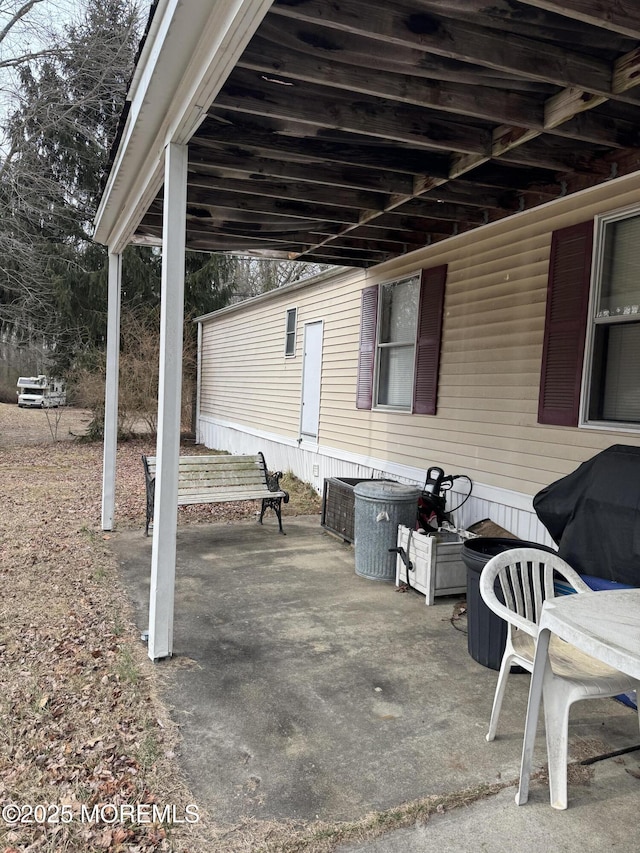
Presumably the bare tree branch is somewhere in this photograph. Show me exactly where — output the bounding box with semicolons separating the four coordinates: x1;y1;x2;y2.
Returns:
0;1;46;46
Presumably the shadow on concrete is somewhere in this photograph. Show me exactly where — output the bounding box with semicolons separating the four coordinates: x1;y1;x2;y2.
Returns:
111;516;640;829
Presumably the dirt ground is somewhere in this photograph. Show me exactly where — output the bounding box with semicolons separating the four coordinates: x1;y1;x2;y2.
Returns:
0;402;93;447
0;403;325;853
0;406;215;852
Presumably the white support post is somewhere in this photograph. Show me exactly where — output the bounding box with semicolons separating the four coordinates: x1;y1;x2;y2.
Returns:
148;142;188;661
101;252;122;531
195;320;202;444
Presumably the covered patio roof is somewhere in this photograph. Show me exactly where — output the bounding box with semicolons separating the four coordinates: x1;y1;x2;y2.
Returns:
94;0;640;661
96;0;640;268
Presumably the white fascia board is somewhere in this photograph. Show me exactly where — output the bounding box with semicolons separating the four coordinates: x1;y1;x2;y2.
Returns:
94;0;273;252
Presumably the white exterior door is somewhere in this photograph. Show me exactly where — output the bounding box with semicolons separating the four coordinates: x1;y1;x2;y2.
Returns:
300;321;323;442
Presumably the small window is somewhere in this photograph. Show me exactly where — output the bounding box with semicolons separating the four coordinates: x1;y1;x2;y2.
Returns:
285;308;297;357
585;211;640;427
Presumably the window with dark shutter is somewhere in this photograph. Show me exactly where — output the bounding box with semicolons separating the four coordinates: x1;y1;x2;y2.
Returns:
538;221;593;426
413;265;447;415
356;285;378;409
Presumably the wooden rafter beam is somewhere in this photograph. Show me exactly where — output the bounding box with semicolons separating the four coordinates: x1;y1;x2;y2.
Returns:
613;48;640;95
495;135;613;173
412;178;520;209
324;233;426;252
187;171;388;211
269;0;628;99
146;0;640;265
518;0;640;39
238;34;545;129
291;244;389;263
187;185;367;225
188;143;416;195
284;252;371;267
217;69;492;156
144;215;336;247
149;197;331;233
371;210;472;232
239;32;640;153
343;223;447;242
137;222;295;248
544;88;608;130
198;115;452;176
257;14;554;92
396;198;487;223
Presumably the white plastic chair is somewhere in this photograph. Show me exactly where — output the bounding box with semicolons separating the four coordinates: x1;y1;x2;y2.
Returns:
480;546;640;809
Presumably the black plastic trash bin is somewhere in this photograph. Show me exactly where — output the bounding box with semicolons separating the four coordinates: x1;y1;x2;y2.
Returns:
462;537;554;670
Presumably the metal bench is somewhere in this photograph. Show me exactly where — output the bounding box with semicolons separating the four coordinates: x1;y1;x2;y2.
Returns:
141;452;289;536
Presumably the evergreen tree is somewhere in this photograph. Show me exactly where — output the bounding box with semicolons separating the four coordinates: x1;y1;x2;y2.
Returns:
0;0;328;381
0;0;143;356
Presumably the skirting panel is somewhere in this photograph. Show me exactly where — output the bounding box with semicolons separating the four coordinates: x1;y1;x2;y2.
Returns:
196;416;554;546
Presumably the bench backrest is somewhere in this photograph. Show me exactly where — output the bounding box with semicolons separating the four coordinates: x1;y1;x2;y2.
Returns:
143;453;269;493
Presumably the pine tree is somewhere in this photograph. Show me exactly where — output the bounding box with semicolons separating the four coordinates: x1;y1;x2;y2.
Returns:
0;0;143;355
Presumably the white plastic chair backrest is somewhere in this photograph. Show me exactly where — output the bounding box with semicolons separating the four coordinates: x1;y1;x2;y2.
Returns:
479;547;592;639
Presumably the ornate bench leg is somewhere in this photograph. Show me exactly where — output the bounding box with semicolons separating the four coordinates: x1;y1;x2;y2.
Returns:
260;497;285;534
145;480;155;537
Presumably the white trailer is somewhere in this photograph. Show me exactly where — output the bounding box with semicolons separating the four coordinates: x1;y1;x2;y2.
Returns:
17;375;66;408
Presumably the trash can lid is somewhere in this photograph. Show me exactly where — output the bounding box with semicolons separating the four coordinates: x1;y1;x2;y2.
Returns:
353;480;421;500
461;537;556;574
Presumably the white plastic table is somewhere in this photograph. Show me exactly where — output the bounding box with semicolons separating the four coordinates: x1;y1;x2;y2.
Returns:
516;589;640;807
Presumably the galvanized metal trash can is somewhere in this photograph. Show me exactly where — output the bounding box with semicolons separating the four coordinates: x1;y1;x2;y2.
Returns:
353;481;421;580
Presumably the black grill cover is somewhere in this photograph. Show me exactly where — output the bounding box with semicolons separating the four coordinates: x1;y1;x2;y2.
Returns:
533;445;640;586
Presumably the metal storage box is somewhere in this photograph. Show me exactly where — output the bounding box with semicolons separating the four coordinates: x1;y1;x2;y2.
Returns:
395;526;467;605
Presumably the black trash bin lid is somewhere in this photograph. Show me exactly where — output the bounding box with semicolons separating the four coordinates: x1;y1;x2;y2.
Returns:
462;537;554;573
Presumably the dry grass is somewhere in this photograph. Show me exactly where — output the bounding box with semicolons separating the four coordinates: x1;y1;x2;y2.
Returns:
0;405;323;852
183;778;520;853
0;435;208;851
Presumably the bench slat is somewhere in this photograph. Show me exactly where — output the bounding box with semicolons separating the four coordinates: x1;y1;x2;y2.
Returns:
177;489;286;505
146;455;262;467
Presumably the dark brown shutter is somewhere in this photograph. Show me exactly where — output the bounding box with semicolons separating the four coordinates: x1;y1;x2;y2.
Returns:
356;285;378;410
538;221;593;426
413;265;447;415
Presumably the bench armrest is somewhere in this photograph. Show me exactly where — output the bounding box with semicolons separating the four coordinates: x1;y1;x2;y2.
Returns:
141;454;154;486
141;455;155;536
266;469;289;503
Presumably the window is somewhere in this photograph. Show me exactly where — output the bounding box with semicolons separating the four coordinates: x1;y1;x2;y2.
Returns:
356;265;447;414
586;211;640;426
285;307;297;357
376;276;420;408
538;209;640;430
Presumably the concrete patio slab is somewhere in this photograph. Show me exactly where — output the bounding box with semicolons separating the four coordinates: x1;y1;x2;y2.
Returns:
338;749;640;852
111;516;640;832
